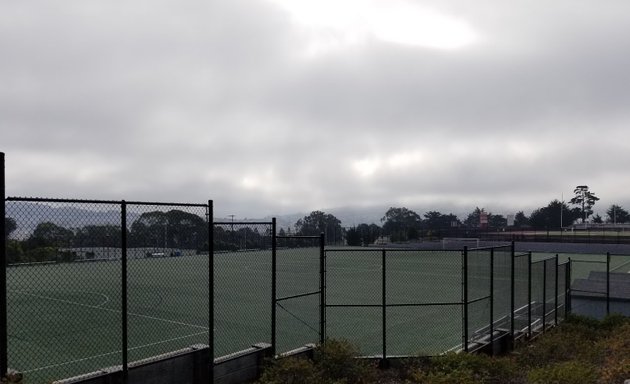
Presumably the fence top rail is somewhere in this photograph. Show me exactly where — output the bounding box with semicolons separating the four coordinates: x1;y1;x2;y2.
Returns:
275;235;320;239
325;247;457;253
531;257;561;265
6;196;209;208
214;221;272;225
571;260;607;264
467;244;511;252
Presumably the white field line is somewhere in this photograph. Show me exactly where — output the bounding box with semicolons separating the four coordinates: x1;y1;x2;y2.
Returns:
21;330;209;374
9;290;209;331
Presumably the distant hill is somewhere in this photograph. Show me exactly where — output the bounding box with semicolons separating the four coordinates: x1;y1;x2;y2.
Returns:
6;201;140;239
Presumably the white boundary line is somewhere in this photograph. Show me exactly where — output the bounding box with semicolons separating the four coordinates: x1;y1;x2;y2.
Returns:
21;330;209;374
9;290;209;331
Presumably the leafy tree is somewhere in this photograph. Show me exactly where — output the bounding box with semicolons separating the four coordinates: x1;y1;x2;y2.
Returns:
294;211;342;244
5;217;17;238
356;223;381;245
424;211;460;230
74;225;122;247
464;207;488;228
592;214;603;224
345;227;362;246
489;214;507;229
130;210;207;250
26;222;74;249
569;185;600;223
381;207;421;242
529;200;580;229
6;240;24;264
606;204;630;224
514;211;529;228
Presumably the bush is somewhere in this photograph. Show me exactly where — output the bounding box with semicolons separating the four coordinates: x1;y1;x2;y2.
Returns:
515;319;605;368
527;361;598;384
409;353;520;384
258;339;379;384
598;322;630;384
257;357;319;384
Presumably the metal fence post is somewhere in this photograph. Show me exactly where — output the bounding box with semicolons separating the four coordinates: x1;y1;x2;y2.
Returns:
0;152;7;378
462;246;469;352
606;252;610;315
271;218;277;356
319;232;325;344
489;248;494;356
542;259;547;333
510;243;515;341
554;254;558;325
381;249;387;365
567;257;572;314
121;201;128;383
527;252;532;337
208;200;214;382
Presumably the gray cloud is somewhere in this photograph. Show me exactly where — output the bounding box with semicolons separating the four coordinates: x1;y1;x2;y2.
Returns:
2;0;629;220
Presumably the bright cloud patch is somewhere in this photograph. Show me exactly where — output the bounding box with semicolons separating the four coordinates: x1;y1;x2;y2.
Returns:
267;0;478;55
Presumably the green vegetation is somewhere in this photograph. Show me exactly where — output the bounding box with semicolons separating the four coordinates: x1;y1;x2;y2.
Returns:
257;314;630;384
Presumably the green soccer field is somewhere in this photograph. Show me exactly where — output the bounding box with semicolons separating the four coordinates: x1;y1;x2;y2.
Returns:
8;247;621;383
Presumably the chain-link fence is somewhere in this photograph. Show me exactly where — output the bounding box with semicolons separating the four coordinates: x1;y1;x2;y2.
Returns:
568;253;630;318
4;197;211;383
213;221;273;358
274;236;323;355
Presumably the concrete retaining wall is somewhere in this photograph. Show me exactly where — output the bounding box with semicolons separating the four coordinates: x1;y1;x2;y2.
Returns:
51;343;316;384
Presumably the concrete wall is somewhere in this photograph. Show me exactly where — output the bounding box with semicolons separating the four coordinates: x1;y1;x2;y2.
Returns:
51;343;316;384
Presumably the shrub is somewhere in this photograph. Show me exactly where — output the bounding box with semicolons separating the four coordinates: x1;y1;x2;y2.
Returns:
257;357;319;384
527;361;598;384
314;339;378;384
515;322;604;368
598;322;630;384
407;353;521;384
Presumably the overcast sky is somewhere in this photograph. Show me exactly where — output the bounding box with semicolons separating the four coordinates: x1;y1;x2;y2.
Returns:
2;0;629;220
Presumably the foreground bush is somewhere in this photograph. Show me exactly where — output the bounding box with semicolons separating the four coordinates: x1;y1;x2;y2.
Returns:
527;361;598;384
257;314;630;384
257;339;379;384
408;353;520;384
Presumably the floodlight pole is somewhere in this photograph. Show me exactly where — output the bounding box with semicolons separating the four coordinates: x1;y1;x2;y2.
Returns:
560;192;564;230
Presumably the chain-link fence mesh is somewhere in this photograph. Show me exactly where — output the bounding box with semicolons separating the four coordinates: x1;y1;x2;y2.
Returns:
544;258;558;327
126;203;210;362
4;198;211;384
325;249;382;355
4;192;604;382
275;236;322;353
465;248;491;349
213;222;272;358
569;257;607;317
386;250;462;355
557;261;568;322
492;246;512;333
530;260;545;331
6;199;124;383
513;253;530;335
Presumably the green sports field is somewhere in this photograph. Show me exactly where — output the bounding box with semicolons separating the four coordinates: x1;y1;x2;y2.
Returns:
7;247;625;383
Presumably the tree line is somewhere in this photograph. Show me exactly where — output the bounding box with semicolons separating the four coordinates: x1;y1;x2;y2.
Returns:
5;186;629;256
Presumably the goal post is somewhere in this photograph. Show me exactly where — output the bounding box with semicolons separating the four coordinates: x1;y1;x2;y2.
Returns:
442;237;480;250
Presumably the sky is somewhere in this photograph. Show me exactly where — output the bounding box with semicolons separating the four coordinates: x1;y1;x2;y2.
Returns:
2;0;630;221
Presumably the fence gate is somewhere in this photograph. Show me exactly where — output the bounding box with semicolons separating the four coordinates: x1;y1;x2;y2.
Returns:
273;234;325;355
